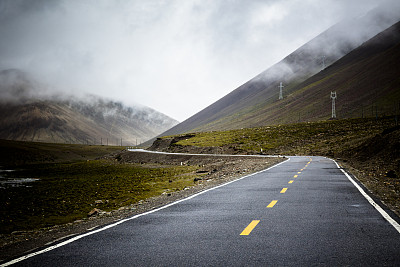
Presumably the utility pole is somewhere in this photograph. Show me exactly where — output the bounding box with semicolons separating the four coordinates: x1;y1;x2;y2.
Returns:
331;92;337;119
322;56;326;69
278;82;284;100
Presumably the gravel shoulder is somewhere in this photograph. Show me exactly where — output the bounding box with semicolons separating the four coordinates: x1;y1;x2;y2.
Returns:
0;151;285;263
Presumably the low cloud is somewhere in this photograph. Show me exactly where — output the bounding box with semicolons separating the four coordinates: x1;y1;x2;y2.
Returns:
0;0;398;121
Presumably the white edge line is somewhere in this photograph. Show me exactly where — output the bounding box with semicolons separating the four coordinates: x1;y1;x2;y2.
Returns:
332;158;400;234
1;157;290;266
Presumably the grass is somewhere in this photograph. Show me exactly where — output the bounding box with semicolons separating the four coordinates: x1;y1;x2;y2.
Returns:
169;117;397;156
0;160;200;234
0;140;203;234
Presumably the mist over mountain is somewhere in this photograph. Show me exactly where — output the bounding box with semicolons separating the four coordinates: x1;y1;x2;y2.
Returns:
0;69;178;145
149;2;400;142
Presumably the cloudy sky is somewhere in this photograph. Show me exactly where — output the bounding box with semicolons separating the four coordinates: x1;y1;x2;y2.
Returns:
0;0;389;121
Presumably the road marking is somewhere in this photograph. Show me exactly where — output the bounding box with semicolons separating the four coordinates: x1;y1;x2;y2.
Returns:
240;220;260;235
294;175;298;178
288;180;294;184
267;200;278;208
297;171;301;174
280;188;288;193
332;159;400;234
300;168;304;171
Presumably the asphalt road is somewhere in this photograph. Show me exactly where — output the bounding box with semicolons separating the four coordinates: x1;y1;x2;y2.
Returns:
5;156;400;266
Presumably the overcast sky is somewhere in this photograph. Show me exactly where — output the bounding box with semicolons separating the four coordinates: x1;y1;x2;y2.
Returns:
0;0;391;121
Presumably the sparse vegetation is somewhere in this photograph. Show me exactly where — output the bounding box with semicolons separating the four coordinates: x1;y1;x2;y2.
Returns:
0;160;199;234
165;117;397;156
0;141;205;234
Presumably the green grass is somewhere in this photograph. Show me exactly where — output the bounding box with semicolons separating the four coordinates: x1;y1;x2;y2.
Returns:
0;160;200;234
169;117;397;156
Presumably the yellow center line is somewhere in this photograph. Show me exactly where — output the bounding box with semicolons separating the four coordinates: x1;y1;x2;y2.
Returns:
307;162;311;164
280;188;288;193
300;168;304;171
240;220;260;235
294;175;298;178
288;180;294;184
267;200;278;208
298;171;301;174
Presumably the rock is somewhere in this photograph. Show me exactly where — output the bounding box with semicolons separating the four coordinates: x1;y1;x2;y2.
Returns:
94;200;103;204
88;208;102;217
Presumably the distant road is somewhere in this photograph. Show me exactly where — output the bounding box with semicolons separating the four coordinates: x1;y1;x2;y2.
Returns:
4;156;400;266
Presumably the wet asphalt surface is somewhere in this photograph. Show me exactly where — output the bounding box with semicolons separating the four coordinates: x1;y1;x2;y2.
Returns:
9;156;400;266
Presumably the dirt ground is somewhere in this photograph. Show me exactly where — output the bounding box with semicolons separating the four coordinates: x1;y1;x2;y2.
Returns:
0;151;284;263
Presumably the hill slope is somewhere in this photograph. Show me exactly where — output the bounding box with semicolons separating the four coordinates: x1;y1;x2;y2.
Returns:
0;70;178;145
150;3;400;142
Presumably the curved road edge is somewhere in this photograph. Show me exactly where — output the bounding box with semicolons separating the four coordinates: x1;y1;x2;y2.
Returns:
331;158;400;233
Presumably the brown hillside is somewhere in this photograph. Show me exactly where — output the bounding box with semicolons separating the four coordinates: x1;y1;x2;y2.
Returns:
145;4;400;145
0;70;178;145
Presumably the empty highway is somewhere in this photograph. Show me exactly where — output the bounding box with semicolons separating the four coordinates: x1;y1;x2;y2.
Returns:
4;156;400;266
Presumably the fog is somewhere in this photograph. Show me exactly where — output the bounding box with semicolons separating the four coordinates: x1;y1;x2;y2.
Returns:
0;0;399;121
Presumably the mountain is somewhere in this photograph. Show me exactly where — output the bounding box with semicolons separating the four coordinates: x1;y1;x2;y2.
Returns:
149;2;400;142
0;69;178;145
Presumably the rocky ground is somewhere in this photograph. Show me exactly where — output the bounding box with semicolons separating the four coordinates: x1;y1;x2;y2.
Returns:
0;151;284;263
